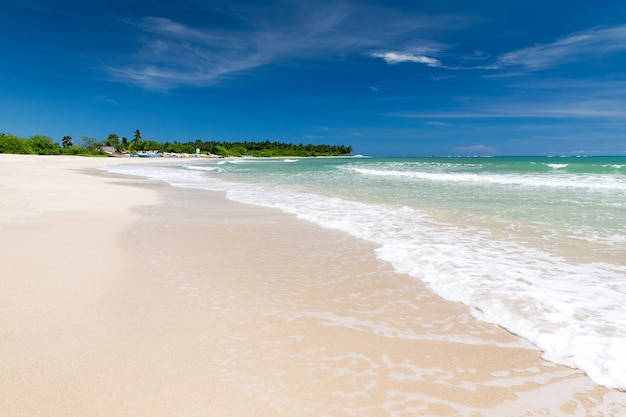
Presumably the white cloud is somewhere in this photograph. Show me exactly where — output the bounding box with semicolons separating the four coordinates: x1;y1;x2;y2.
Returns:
103;6;626;91
104;1;465;90
371;52;441;67
454;144;498;155
396;109;626;120
137;17;208;41
393;98;626;120
497;25;626;70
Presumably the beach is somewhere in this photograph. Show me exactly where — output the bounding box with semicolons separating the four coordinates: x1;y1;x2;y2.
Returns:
1;154;625;416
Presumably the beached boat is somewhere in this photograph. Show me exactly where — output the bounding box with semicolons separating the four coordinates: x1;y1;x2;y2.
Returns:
132;151;162;158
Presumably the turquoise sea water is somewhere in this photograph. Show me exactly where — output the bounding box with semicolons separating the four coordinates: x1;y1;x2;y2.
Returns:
106;156;626;389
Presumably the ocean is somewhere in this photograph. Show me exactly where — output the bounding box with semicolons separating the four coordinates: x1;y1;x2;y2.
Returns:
105;156;626;390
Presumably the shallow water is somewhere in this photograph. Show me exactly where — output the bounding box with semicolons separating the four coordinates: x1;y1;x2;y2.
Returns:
105;156;626;389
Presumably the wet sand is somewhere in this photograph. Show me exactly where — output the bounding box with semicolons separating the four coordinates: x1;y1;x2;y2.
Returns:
1;154;625;416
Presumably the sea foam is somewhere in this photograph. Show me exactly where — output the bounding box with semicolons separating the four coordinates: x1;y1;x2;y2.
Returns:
347;167;626;191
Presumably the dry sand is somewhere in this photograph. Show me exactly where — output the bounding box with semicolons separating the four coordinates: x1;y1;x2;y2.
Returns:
1;154;625;416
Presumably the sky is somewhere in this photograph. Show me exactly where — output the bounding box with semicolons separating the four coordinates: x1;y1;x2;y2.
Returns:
1;0;626;156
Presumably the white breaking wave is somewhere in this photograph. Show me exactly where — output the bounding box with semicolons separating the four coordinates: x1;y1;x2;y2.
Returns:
183;165;222;173
347;167;626;191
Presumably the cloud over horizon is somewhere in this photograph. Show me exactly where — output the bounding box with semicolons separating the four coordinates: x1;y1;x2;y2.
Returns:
454;144;499;154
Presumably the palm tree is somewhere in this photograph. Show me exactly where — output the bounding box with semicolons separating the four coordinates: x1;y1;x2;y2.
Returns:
133;129;142;142
62;135;73;148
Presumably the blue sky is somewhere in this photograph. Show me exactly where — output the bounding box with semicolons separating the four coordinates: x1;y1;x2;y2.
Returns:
2;0;626;156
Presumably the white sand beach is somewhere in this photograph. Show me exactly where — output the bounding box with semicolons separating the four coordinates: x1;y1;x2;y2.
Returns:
1;154;625;416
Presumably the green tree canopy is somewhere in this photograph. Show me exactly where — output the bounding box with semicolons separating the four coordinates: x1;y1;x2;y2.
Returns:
134;139;164;152
81;136;101;150
105;133;120;148
62;135;73;148
28;135;60;155
0;133;33;154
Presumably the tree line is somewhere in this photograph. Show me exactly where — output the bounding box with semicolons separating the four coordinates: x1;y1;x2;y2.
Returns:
0;133;101;156
0;131;352;157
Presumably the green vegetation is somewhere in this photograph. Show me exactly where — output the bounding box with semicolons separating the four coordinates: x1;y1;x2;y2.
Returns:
0;133;106;156
0;132;353;157
156;140;352;157
62;135;73;148
0;134;34;154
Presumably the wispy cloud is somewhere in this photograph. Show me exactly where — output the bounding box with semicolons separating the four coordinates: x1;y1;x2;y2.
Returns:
496;25;626;70
393;98;626;120
104;1;466;90
454;144;499;155
371;52;441;67
106;15;278;91
370;24;626;74
391;72;626;121
105;4;626;92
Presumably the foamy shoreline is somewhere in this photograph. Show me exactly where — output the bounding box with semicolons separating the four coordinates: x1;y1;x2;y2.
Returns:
2;154;625;416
